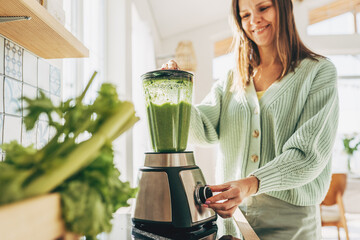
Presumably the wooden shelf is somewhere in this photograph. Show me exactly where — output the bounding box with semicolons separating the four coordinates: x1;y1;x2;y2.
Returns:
0;0;89;59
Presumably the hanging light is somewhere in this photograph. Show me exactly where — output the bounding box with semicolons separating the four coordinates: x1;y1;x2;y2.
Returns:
175;41;197;72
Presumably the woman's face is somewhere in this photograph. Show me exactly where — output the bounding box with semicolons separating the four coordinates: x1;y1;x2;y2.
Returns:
239;0;277;48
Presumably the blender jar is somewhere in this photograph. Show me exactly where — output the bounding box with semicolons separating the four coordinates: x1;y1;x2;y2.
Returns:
142;70;193;152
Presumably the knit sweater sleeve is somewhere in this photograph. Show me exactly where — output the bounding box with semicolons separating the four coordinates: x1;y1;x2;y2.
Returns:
251;60;339;194
189;74;227;145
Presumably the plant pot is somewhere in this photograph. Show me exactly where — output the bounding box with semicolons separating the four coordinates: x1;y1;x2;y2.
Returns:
347;154;360;176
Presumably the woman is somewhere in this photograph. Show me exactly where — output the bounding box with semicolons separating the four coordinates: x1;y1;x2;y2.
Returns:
163;0;338;239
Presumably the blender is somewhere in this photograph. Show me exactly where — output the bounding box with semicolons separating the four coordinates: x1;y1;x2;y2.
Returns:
132;70;217;234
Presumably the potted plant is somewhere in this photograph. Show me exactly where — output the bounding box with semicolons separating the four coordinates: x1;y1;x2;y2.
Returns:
342;133;360;174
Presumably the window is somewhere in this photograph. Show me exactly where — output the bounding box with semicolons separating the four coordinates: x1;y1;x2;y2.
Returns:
63;0;79;101
327;55;360;171
213;37;234;81
82;0;105;104
63;0;105;103
131;3;156;184
307;12;355;35
307;0;360;35
213;53;234;82
64;1;158;185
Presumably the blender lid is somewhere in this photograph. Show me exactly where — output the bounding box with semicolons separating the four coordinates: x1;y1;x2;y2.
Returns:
141;69;193;81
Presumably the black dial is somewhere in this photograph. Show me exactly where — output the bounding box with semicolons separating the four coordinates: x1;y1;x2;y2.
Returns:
194;185;213;205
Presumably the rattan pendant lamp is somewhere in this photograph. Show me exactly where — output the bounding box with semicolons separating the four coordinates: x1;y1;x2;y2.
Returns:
175;40;197;72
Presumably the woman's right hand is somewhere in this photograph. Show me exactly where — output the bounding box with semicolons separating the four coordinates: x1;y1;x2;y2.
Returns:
202;176;259;218
161;59;180;70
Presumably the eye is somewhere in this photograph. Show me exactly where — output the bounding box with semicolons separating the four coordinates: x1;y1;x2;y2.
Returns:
241;14;250;19
260;6;269;11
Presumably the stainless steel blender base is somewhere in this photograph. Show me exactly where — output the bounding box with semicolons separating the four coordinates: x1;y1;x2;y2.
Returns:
133;171;172;222
179;169;215;223
132;152;216;228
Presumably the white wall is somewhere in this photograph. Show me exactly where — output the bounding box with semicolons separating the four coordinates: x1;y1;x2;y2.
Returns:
159;20;231;103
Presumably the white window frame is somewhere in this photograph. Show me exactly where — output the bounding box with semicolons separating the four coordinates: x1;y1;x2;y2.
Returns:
63;0;135;185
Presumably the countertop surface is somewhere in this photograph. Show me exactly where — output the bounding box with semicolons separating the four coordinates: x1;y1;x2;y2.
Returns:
98;212;238;240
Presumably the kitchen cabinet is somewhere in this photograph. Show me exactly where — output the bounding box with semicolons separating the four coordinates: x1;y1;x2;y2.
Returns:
0;0;89;59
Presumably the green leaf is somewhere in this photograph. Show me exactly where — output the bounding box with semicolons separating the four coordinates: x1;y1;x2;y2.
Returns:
343;135;360;155
1;141;39;167
58;145;137;238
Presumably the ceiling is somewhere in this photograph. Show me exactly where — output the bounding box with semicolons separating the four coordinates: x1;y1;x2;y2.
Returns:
145;0;336;40
147;0;232;39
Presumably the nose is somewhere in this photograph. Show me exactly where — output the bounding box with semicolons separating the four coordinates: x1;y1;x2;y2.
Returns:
250;12;262;25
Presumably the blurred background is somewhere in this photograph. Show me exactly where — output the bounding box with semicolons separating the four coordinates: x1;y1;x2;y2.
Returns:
1;0;360;238
59;0;360;185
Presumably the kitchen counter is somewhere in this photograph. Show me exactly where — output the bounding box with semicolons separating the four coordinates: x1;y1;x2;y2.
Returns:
98;212;238;240
98;173;360;239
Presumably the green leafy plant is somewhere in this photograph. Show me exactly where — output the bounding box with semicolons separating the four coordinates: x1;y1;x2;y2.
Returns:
0;72;139;239
343;133;360;173
343;134;360;156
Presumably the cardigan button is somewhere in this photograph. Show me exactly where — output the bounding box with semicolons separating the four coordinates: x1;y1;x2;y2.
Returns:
254;108;259;115
252;130;259;138
251;154;259;163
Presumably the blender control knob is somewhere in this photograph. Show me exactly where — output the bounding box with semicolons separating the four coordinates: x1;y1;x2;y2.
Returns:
194;185;213;205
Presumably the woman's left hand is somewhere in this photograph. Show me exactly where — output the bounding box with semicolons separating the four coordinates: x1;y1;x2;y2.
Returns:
203;176;259;218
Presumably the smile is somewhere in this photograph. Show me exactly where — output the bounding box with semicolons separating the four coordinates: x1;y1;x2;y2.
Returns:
253;25;270;33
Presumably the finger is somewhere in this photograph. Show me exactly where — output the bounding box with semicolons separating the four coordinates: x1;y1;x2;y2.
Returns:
219;235;238;240
207;199;237;211
169;60;180;69
208;183;230;193
218;236;234;240
216;205;238;219
168;61;179;70
168;59;177;66
209;186;241;203
168;63;176;69
207;188;238;203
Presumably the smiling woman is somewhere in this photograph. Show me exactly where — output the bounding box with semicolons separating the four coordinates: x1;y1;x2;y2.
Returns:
166;0;340;239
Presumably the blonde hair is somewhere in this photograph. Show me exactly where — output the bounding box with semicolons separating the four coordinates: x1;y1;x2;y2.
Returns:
230;0;322;90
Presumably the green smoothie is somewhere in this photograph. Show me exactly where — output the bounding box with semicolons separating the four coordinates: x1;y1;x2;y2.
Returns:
142;70;193;152
147;101;192;152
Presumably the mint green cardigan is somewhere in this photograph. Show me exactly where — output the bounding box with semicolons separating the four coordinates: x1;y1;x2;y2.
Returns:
189;57;339;206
